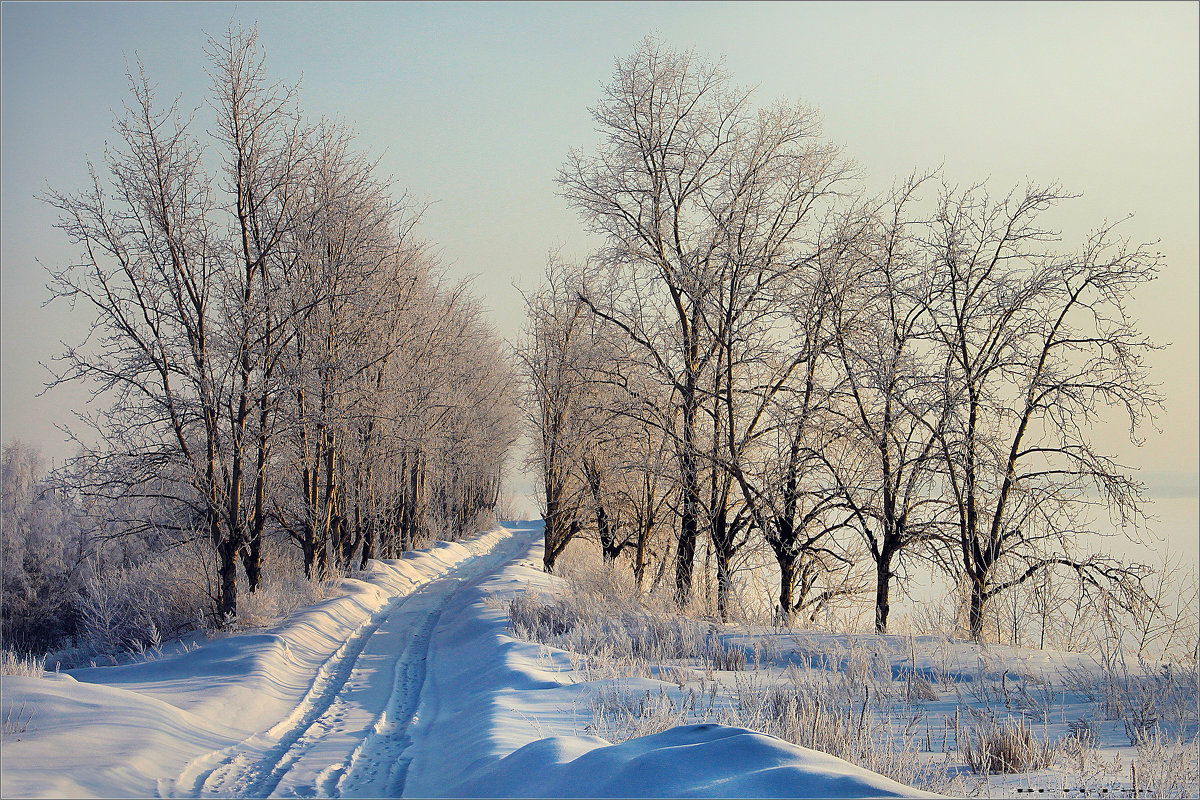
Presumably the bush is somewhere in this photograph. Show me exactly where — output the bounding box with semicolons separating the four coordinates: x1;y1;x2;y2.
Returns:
1132;731;1200;799
75;543;211;657
235;535;340;630
961;716;1055;774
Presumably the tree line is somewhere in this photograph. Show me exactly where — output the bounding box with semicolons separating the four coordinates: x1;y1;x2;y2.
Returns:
520;38;1165;642
37;25;516;629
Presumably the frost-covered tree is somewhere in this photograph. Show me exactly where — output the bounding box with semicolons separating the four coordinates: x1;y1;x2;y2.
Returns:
559;36;847;606
42;24;515;624
1;441;89;652
824;177;955;633
920;181;1163;641
517;259;594;572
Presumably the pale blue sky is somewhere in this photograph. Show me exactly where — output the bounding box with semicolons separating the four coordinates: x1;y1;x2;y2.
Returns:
2;2;1196;529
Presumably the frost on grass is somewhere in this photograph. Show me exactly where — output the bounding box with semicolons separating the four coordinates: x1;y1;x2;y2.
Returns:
1;650;46;677
961;716;1055;774
1;700;35;739
505;545;1200;798
508;587;745;673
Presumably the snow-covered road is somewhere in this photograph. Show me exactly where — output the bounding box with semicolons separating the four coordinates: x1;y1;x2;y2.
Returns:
171;526;532;798
1;526;532;798
2;523;932;798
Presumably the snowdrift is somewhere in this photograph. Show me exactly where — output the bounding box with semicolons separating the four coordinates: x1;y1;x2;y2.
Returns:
1;532;509;798
450;724;936;798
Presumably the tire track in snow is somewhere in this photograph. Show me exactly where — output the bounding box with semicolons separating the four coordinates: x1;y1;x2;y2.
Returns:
164;532;514;799
177;593;405;798
326;532;527;797
320;587;445;798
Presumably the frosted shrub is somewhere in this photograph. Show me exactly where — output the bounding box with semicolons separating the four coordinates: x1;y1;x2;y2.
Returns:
737;683;860;756
727;671;948;792
508;591;580;641
961;716;1055;774
1118;662;1199;744
78;544;210;656
1131;731;1200;799
1061;658;1199;744
236;537;339;630
0;650;46;677
587;685;698;741
507;586;746;671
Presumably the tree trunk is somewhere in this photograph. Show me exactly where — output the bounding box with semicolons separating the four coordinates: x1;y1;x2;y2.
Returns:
242;534;262;592
633;518;650;592
401;451;421;552
597;505;621;563
217;537;239;624
315;527;328;580
302;526;316;579
710;508;734;622
245;440;267;592
674;499;699;604
778;555;796;624
715;547;733;622
360;516;375;570
675;384;699;606
542;495;574;573
969;576;987;641
874;549;895;634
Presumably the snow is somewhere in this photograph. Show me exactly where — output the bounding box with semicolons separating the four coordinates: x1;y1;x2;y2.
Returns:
449;725;932;798
0;522;938;798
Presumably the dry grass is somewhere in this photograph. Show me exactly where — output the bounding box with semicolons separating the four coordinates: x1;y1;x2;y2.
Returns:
961;716;1056;774
507;587;747;673
236;559;341;631
506;541;1200;797
504;553;953;793
0;650;46;677
586;684;701;742
1131;730;1200;799
1;700;34;739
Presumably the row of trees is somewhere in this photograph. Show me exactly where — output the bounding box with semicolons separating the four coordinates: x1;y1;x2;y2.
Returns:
521;39;1163;641
42;26;515;627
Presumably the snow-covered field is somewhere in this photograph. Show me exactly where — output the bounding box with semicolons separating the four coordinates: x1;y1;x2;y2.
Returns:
501;538;1199;799
1;522;939;798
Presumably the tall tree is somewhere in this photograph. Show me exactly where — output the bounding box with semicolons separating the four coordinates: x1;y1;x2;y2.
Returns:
206;25;309;593
43;56;244;620
922;182;1162;640
560;36;845;605
517;260;592;572
826;177;954;633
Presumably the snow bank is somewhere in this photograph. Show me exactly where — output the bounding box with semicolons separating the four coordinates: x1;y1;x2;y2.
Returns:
451;724;937;798
2;523;940;798
0;674;241;798
404;524;938;798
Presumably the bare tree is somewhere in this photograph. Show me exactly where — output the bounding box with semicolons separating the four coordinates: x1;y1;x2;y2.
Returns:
517;259;593;572
270;118;417;576
920;181;1163;640
698;183;856;623
205;25;312;593
42;55;245;620
42;24;518;625
560;36;846;606
825;177;955;633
